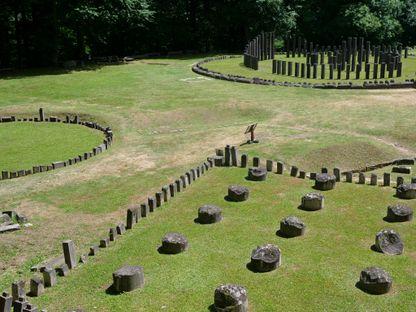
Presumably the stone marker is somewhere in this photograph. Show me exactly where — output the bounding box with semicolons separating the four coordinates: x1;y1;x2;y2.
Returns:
396;183;416;199
213;156;224;167
227;185;249;202
42;267;57;287
359;173;366;184
253;157;259;167
299;171;306;179
224;145;231;166
155;192;163;207
62;240;76;269
11;280;25;301
116;223;126;235
148;196;157;213
383;173;391;186
333;168;340;182
314;173;336;190
346;172;353;183
89;245;99;256
280;216;306;237
197;205;222;224
241;154;247;168
126;206;139;229
109;228;117;241
113;265;145;292
386;204;413;222
321;167;328;174
169;183;176;198
301;193;324;211
22;303;37;312
231;146;238;166
392;166;411;174
30;278;44;297
375;229;404;255
276;161;284;174
250;244;281;272
162;186;169;202
0;292;12;312
370;174;378;186
359;267;392;295
266;160;273;172
396;176;404;187
100;237;110;248
56;263;69;276
214;284;248;312
290;166;298;177
13;296;27;312
141;203;149;218
175;180;182;193
160;232;188;254
247;167;267;181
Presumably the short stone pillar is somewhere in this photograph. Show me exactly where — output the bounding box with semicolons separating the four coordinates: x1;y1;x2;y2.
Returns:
276;161;284;174
162;186;169;202
240;154;247;168
314;173;336;191
396;183;416;199
266;160;273;172
109;228;117;241
13;296;27;312
247;167;267;181
333;168;340;182
383;173;391;186
231;146;238;166
280;216;306;237
180;176;187;189
250;244;281;272
346;172;353;183
100;237;110;248
214;284;248;312
253;157;260;167
160;233;188;254
396;176;404;187
0;292;12;312
227;185;249;202
39;108;44;122
116;223;126;235
169;183;176;198
301;193;324;211
386;204;413;222
155;192;163;207
22;303;37;312
112;266;145;292
359;267;392;295
11;280;25;301
148;197;156;212
213;156;224;167
197;205;222;224
375;229;403;255
42;267;57;287
29;277;44;297
56;263;70;276
62;240;76;269
299;171;306;179
370;174;378;186
321;167;328;174
290;166;298;177
358;173;366;184
224;145;231;166
126;206;139;229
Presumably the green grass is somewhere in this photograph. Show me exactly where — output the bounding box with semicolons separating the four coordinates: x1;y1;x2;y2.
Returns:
204;54;416;83
0;122;104;171
30;167;416;311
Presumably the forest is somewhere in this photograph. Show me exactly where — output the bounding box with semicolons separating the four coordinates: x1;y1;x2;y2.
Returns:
1;0;415;68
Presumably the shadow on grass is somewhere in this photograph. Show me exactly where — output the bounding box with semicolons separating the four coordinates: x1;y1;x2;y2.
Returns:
207;304;216;311
355;281;386;295
105;284;120;296
275;229;292;239
370;244;382;253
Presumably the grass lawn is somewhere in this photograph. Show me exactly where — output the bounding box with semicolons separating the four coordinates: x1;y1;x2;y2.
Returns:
0;56;415;310
204;54;416;84
29;167;416;311
0;122;104;171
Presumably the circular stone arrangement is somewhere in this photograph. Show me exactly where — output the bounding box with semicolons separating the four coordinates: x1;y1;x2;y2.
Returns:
280;216;306;237
160;233;188;254
359;267;392;295
396;183;416;199
250;244;281;272
247;167;267;181
301;193;324;211
375;229;404;255
386;204;413;222
214;284;248;312
112;265;145;292
314;173;336;191
227;185;249;202
197;205;222;224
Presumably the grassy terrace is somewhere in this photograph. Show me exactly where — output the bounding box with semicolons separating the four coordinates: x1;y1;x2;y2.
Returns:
204;54;416;84
0;56;415;310
0;122;103;171
30;167;415;311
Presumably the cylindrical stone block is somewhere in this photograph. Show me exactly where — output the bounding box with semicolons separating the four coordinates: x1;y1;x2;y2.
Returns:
112;266;145;292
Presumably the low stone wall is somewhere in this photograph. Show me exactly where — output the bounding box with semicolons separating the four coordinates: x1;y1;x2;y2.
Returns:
0;109;113;181
192;55;416;90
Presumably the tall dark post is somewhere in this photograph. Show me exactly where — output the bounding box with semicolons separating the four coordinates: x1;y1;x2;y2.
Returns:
321;64;325;79
39;108;45;121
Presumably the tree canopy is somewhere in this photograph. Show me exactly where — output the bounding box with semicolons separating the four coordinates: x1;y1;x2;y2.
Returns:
0;0;415;68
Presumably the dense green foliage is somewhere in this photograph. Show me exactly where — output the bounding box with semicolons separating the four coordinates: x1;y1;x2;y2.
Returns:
1;0;415;68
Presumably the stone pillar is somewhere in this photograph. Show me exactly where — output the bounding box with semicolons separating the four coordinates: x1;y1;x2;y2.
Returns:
290;166;298;177
180;175;187;189
186;172;192;185
306;63;311;78
39;108;44;122
358;173;366;184
62;240;76;270
370;174;377;186
380;63;386;79
241;154;247;168
224;145;231;166
321;64;325;79
346;64;350;79
288;62;293;76
169;183;176;198
11;281;25;302
346;172;353;183
301;63;305;78
0;292;12;312
42;267;57;287
373;63;378;79
141;203;149;217
175;180;182;193
253;157;259;167
29;278;44;297
383;173;391;186
309;172;316;180
337;64;341;79
231;146;238;167
313;64;317;79
282;61;286;75
266;160;273;172
12;296;27;312
155;192;163;207
299;171;306;179
355;65;361;79
162;186;169;202
126;207;137;229
22;303;37;312
276;161;284;174
333;168;340;182
329;64;334;79
295;62;299;77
